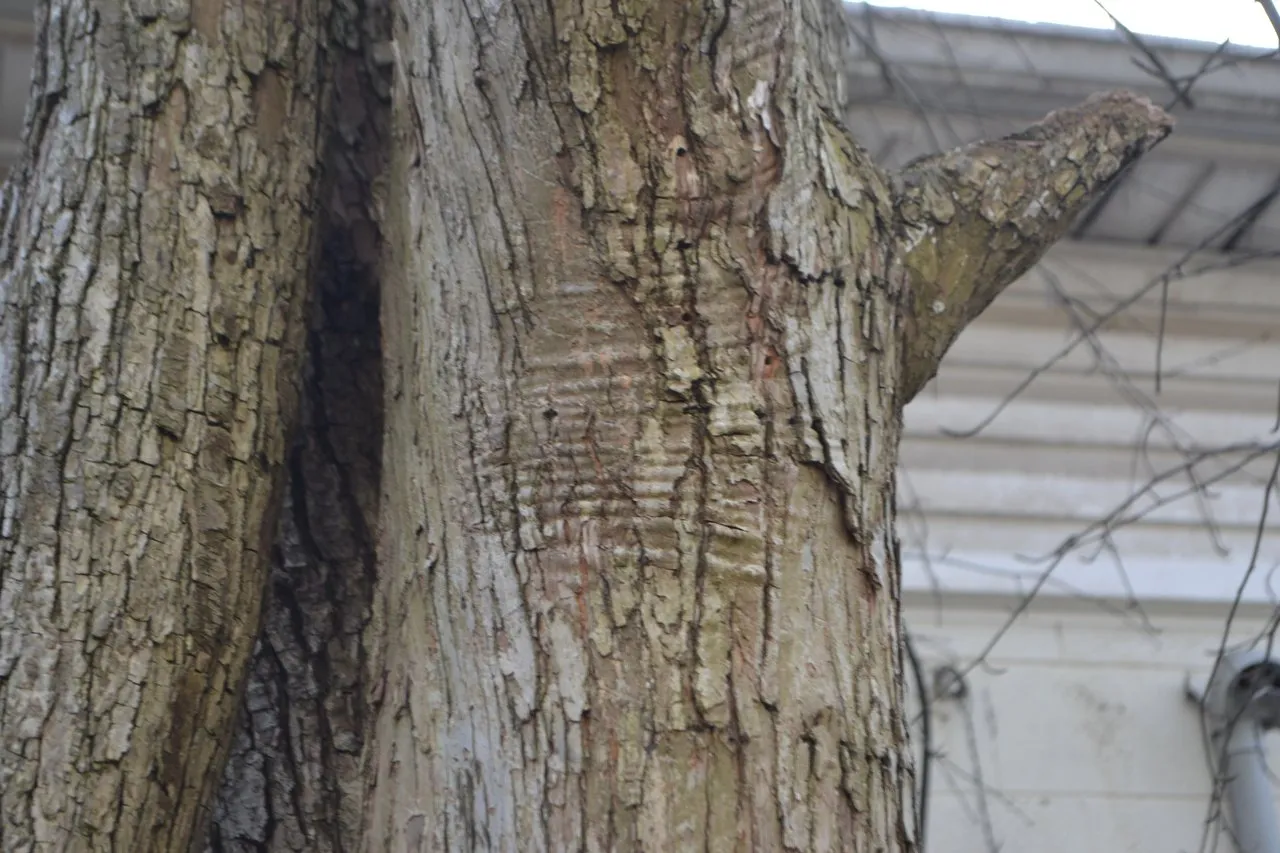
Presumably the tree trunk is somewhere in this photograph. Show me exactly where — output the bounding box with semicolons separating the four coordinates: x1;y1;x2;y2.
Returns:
0;1;328;849
361;2;1169;851
0;1;1170;851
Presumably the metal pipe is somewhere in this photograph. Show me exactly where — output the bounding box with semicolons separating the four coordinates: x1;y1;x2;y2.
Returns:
1200;650;1280;853
1222;716;1280;853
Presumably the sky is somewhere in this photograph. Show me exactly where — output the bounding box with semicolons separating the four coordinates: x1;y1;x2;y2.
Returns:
864;0;1279;48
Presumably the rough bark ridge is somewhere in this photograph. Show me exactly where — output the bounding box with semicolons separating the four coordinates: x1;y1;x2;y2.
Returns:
0;0;327;849
207;0;391;849
363;1;1169;851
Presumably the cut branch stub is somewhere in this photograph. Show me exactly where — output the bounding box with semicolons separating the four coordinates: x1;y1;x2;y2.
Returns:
894;90;1173;402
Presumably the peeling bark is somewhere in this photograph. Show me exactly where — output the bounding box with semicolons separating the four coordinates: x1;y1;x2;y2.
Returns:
0;1;327;850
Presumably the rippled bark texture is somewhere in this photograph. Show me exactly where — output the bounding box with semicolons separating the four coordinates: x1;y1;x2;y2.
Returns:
0;0;328;850
0;0;1169;851
365;2;1169;852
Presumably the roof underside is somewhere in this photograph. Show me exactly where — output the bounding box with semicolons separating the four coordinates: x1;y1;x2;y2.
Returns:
842;3;1280;254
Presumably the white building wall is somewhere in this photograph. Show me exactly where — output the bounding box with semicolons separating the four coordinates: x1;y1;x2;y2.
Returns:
904;598;1275;853
900;241;1280;852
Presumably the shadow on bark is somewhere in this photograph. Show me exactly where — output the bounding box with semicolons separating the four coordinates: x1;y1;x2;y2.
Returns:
206;2;391;849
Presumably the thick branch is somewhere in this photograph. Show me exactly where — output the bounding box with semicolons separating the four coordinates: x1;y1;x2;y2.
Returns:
895;90;1172;402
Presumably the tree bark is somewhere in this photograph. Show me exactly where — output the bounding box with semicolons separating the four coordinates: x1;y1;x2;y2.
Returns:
362;2;1169;851
0;1;1170;851
208;1;390;849
0;1;327;849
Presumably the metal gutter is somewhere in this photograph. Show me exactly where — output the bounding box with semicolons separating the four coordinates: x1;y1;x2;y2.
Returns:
843;3;1280;146
1190;650;1280;853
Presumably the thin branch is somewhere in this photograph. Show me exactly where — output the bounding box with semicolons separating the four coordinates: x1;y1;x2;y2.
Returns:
1095;0;1195;108
941;198;1275;441
904;629;932;850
